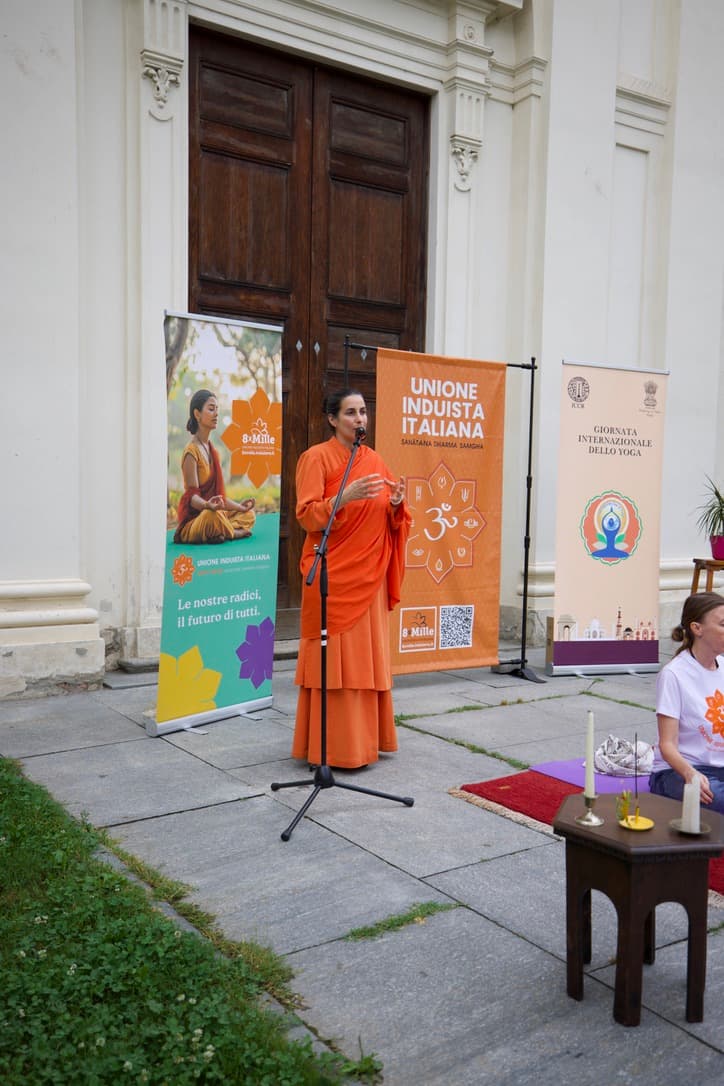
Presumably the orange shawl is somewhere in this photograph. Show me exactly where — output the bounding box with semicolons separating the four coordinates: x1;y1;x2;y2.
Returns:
297;438;410;638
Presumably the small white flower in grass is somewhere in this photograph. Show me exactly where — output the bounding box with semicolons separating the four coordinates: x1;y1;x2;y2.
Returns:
188;997;197;1005
203;1045;215;1061
17;950;26;959
95;1037;106;1048
123;1061;133;1072
140;1072;149;1082
174;930;181;939
37;949;47;959
18;1008;25;1018
67;963;77;975
33;915;48;925
176;993;185;1002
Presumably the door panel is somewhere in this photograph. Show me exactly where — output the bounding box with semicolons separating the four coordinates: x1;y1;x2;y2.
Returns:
189;28;429;629
309;69;428;452
189;30;313;611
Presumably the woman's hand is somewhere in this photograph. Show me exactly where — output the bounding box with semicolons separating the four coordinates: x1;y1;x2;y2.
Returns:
341;474;386;505
206;494;225;511
387;476;405;507
694;770;714;805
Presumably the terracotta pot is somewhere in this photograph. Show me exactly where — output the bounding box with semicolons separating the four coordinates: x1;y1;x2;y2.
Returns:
710;536;724;560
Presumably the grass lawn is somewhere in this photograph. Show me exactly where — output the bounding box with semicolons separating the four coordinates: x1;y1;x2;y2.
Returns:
0;757;379;1084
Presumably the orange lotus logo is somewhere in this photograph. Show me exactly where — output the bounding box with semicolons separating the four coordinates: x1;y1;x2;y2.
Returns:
580;491;642;564
705;689;724;738
172;554;195;586
406;462;485;583
221;387;282;488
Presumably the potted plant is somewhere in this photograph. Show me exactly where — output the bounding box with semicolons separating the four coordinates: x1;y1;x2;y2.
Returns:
696;476;724;560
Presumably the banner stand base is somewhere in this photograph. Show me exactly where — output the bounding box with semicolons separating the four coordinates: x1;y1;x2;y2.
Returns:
545;663;659;677
144;696;273;738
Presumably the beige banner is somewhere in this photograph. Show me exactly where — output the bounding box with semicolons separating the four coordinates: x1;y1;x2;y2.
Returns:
549;362;667;674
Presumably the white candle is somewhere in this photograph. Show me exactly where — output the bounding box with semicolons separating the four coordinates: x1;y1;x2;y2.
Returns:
681;777;701;833
584;710;595;799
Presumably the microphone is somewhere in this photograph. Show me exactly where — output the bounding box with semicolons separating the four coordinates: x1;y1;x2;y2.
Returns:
354;426;367;443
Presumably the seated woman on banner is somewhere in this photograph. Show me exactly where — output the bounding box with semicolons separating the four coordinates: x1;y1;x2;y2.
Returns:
174;389;256;545
649;591;724;813
291;388;410;770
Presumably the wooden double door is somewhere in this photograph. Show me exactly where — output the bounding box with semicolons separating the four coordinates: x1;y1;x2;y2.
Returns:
189;27;429;628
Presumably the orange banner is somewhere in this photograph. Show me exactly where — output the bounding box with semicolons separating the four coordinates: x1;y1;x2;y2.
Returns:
375;350;506;674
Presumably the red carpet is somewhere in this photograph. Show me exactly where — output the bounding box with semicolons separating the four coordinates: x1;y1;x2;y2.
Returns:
459;771;724;896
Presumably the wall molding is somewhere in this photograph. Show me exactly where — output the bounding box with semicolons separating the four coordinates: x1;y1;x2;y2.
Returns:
615;73;671;137
141;0;187;119
520;559;707;603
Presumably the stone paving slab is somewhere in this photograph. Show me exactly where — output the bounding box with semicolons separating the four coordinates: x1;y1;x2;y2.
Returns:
0;693;145;757
91;685;160;726
405;694;657;761
102;670;159;689
110;796;451;955
166;714;295;769
587;676;658;708
288;907;723;1086
238;732;551;878
299;787;551;880
424;841;719;967
592;938;724;1051
19;739;260;826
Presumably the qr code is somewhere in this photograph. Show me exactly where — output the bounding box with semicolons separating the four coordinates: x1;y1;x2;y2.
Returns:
440;605;474;649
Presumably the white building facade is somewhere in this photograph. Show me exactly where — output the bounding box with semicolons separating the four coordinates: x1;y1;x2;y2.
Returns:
2;0;723;695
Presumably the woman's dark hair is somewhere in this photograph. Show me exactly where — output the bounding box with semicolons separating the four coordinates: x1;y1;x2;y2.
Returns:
324;388;364;430
672;592;724;655
187;389;215;434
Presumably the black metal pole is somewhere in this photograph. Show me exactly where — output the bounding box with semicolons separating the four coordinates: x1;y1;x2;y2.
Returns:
507;358;544;681
270;429;414;840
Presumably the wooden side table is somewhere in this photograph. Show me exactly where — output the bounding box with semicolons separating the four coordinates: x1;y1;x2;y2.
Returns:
553;793;724;1026
690;557;724;594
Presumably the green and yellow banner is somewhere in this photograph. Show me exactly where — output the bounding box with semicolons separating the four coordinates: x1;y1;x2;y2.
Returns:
548;361;667;674
375;349;507;674
150;313;283;736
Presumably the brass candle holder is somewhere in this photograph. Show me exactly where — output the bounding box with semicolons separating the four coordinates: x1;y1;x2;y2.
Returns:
575;794;604;826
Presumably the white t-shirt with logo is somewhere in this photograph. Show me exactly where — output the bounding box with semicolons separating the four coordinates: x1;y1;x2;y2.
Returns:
653;649;724;771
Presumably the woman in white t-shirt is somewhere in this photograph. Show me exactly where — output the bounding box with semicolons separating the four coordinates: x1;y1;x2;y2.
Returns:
650;592;724;813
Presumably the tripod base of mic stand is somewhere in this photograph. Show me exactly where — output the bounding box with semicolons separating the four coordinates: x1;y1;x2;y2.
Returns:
271;764;414;841
491;660;546;684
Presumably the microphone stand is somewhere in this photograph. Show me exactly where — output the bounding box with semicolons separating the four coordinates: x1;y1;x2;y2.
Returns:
271;428;414;840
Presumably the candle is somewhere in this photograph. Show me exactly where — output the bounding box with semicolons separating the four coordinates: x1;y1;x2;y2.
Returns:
681;777;700;834
584;710;595;799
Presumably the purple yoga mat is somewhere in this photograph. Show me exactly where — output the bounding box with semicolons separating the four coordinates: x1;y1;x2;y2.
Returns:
530;759;651;794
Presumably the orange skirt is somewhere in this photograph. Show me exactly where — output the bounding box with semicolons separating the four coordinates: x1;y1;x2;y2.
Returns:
292;581;397;769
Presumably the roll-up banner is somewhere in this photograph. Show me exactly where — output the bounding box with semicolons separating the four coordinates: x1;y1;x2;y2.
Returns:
548;361;668;675
149;312;283;736
375;349;507;674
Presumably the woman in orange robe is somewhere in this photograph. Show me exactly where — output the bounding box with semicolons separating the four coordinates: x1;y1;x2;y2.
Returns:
174;389;256;545
292;389;410;769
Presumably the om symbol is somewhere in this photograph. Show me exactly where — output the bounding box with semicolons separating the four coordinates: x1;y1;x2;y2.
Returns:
424;503;459;542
